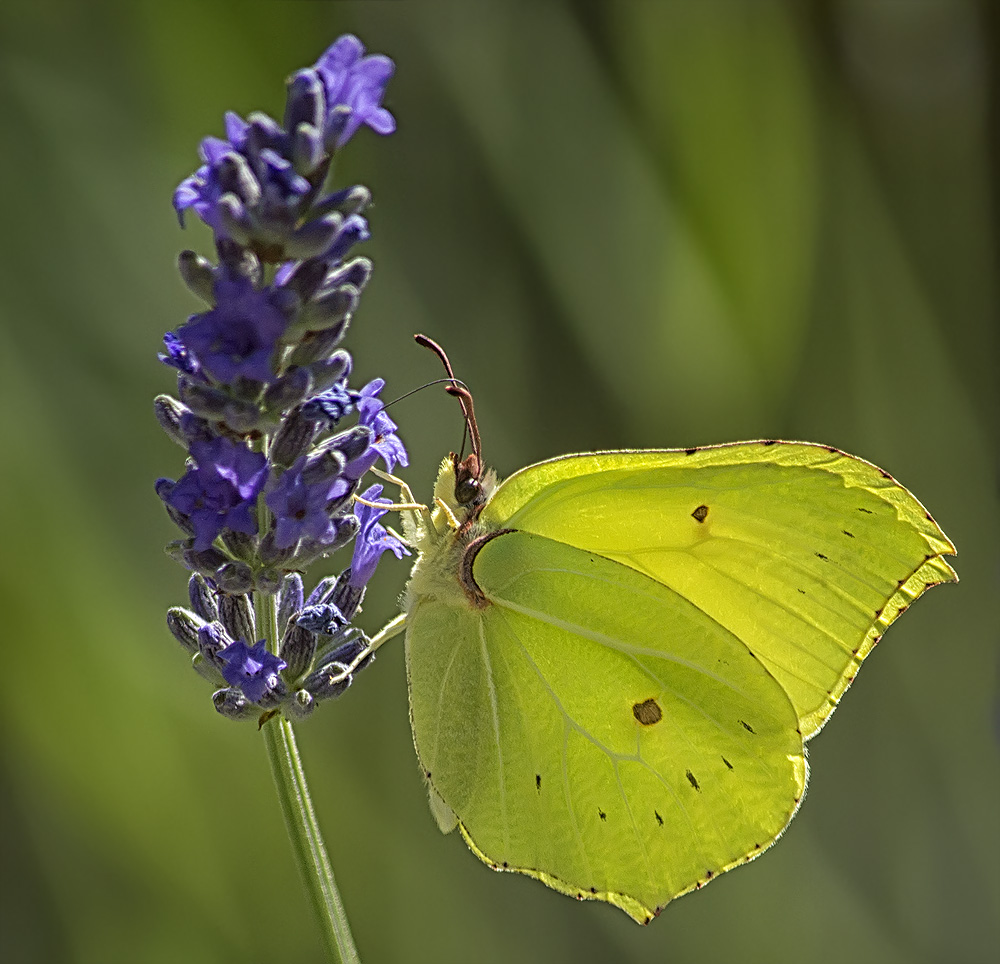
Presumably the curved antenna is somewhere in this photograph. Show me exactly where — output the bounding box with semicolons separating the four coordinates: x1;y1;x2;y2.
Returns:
414;333;483;470
382;377;472;411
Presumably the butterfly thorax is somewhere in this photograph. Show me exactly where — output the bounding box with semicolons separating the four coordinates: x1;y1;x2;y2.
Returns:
403;457;501;613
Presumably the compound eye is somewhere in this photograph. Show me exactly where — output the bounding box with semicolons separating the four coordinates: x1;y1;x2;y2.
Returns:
454;476;481;506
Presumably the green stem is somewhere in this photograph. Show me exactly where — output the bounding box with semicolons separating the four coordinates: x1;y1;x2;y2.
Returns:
257;592;361;964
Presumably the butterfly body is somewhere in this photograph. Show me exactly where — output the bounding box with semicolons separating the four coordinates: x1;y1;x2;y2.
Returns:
401;441;956;922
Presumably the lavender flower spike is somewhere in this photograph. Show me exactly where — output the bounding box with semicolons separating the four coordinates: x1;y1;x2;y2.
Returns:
156;35;406;722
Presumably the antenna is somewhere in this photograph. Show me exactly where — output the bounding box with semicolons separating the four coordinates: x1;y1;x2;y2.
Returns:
414;334;483;470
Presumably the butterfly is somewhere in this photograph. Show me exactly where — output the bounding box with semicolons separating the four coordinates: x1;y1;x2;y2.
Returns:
374;335;956;924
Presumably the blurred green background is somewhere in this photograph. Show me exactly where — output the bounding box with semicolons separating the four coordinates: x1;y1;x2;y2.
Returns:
1;1;997;961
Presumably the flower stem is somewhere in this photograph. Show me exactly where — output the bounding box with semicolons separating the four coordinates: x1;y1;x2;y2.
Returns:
257;592;361;964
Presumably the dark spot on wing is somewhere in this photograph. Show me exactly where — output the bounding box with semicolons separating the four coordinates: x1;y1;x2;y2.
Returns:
535;774;541;791
685;447;697;455
740;720;756;734
797;588;806;594
897;605;908;614
655;810;663;826
722;756;733;770
598;809;606;821
858;506;873;514
633;698;663;725
590;886;598;893
502;861;508;868
691;504;709;523
686;770;700;791
705;869;714;879
425;771;432;779
762;440;777;446
816;552;828;560
843;530;855;538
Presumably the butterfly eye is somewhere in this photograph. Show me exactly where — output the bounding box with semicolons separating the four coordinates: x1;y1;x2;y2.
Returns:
454;475;481;506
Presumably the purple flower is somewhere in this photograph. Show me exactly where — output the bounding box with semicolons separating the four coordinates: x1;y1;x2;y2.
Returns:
265;455;346;550
159;330;201;378
161;437;268;551
355;379;408;474
349;484;409;587
173;111;311;234
314;35;396;148
219;639;286;703
300;381;356;426
174;275;287;384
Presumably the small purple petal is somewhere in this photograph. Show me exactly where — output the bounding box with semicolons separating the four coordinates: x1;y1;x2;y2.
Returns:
219;639;286;703
349;484;409;587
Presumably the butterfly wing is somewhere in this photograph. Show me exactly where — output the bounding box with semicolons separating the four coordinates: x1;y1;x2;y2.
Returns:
480;442;957;738
406;531;806;922
405;441;955;920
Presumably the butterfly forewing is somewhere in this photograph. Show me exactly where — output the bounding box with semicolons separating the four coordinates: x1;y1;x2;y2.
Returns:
481;443;956;738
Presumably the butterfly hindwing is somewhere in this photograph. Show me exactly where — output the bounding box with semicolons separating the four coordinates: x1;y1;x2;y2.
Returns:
407;530;806;922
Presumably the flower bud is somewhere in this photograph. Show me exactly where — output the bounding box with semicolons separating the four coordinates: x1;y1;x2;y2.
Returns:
297;603;347;636
324;257;372;293
216;238;262;285
187;572;219;621
167;606;205;652
177;250;216;303
330;572;365;623
289;322;351;367
314;184;370;218
282;257;329;303
164;539;191;567
197;621;232;658
286;689;315;720
221;398;265;434
178;377;230;417
255;568;284;595
303;662;352;702
284;70;324;137
256;675;289;709
316;630;368;672
156;479;197;536
184;545;230;575
219;592;255;644
308;350;352;393
259;530;299;566
212;686;259;721
193;652;227;686
292;516;359;568
218;153;262;207
301;283;358;331
221;529;257;562
302;448;345;486
279;620;318;682
268;407;318;469
216;560;254;595
217;193;253;246
154;395;192;447
264;366;313;414
277;572;305;629
285;213;343;261
328;425;373;462
291;123;325;175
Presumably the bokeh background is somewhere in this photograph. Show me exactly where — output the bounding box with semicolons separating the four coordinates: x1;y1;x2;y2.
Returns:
1;1;997;962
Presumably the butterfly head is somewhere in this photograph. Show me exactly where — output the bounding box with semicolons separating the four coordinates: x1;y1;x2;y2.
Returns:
452;452;486;510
